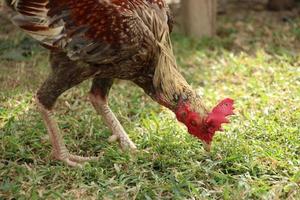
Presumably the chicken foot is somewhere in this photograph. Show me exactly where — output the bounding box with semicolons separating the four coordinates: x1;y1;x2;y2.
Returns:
36;98;99;167
89;78;137;151
35;53;102;167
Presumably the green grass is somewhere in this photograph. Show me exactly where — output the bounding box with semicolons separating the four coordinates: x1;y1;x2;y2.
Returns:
1;9;300;199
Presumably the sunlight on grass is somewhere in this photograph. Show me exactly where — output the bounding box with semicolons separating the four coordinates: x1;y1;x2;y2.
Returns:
1;7;300;200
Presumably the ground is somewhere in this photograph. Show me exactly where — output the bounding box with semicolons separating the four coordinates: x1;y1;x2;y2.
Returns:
0;5;300;200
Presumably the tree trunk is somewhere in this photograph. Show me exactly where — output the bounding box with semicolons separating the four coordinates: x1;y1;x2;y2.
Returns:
181;0;217;38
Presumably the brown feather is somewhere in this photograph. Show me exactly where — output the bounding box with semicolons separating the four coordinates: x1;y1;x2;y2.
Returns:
7;0;206;115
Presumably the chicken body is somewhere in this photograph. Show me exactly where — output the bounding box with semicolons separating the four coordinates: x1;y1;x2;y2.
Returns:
9;0;178;106
6;0;227;167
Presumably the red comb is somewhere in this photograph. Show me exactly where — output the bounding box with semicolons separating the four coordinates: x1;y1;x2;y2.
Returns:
211;98;235;116
206;98;235;127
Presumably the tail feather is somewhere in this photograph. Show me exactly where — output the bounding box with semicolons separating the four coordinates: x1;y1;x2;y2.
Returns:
15;0;48;16
4;0;17;11
6;0;64;45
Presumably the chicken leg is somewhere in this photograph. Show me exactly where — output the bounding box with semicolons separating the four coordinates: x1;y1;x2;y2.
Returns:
36;52;100;167
36;98;98;167
89;78;137;150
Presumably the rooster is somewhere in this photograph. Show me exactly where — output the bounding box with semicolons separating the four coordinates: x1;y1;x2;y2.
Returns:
5;0;234;167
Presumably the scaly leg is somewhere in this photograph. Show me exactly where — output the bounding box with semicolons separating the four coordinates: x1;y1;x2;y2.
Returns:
36;52;100;167
36;98;98;167
89;78;137;150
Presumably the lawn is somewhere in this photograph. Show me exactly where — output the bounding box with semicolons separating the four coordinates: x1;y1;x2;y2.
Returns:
0;6;300;200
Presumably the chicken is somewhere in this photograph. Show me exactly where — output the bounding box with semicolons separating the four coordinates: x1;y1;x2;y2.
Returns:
5;0;234;167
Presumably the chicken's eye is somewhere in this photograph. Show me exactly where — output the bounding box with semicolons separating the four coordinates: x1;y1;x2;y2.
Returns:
181;111;187;118
190;120;197;127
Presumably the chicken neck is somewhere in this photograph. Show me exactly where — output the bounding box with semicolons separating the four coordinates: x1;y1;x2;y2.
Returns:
152;34;208;116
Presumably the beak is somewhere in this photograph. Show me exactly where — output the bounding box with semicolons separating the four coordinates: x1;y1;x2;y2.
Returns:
202;142;211;152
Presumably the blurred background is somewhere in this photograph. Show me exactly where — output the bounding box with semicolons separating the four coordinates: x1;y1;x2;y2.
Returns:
167;0;300;38
0;0;299;199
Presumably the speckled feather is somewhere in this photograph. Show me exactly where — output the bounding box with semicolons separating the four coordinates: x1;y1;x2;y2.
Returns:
5;0;234;147
7;0;193;106
9;0;170;63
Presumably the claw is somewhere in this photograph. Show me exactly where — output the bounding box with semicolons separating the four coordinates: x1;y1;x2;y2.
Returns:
64;158;83;168
69;154;99;163
120;139;137;151
52;151;100;167
108;133;137;151
108;134;119;143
